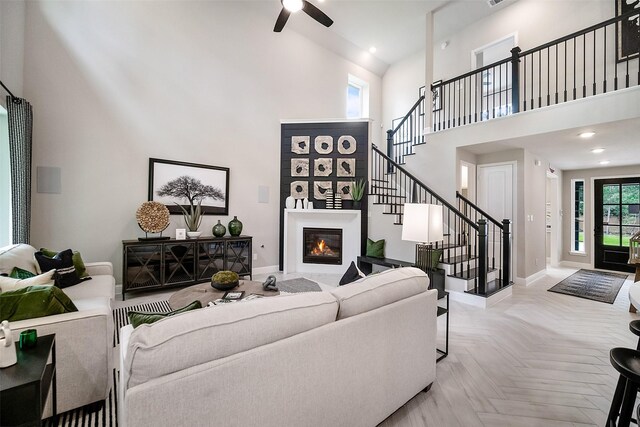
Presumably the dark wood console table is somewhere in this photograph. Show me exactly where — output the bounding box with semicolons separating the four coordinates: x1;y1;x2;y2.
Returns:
122;235;252;299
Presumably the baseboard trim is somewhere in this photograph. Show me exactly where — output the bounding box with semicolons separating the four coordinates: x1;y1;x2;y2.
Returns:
514;269;547;287
560;260;592;269
252;265;279;275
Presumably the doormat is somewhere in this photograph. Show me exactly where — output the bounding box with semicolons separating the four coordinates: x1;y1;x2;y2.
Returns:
548;269;629;304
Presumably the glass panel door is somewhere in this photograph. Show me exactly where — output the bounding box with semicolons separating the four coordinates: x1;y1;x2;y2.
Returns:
595;178;639;273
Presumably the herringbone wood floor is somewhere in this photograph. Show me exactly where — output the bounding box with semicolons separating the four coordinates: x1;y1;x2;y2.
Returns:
381;266;636;427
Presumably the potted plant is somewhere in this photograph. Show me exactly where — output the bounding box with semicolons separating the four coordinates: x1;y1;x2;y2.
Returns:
177;200;202;238
351;179;367;209
211;270;239;291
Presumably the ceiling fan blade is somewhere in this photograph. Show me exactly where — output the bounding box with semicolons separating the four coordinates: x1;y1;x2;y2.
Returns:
274;8;291;32
302;0;333;27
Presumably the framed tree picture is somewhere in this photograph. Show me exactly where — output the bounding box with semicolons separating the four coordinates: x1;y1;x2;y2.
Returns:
616;0;640;62
148;158;230;215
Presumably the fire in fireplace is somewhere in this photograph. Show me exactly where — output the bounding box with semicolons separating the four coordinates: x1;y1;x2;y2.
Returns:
303;227;343;265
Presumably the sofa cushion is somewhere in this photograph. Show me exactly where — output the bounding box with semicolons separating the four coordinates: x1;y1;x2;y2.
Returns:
329;267;428;320
366;238;385;258
10;267;36;279
0;244;38;275
339;261;365;286
124;291;338;388
0;285;78;322
63;274;115;301
0;270;55;292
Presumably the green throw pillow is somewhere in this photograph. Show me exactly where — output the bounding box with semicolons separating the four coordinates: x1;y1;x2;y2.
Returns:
366;238;385;258
40;248;89;278
127;300;202;328
9;267;36;280
430;249;443;269
0;285;78;322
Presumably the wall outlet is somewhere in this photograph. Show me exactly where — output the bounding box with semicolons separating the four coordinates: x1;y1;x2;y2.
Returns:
253;253;258;261
535;258;539;266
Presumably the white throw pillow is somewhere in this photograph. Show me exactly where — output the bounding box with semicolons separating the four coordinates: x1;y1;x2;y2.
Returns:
0;244;38;275
0;270;55;292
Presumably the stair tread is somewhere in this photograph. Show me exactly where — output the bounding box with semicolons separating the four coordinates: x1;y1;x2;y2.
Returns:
465;279;512;297
440;254;477;264
448;267;497;280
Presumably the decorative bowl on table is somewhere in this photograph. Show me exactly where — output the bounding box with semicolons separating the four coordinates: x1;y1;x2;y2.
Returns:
186;231;202;239
211;270;240;291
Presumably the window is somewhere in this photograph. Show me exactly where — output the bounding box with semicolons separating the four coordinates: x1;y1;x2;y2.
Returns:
571;179;585;254
346;74;369;119
0;107;10;246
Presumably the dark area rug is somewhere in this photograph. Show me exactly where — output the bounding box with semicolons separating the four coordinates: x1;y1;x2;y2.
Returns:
548;269;629;304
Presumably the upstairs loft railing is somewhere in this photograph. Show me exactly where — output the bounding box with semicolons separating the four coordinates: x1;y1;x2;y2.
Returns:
371;144;512;295
386;86;426;165
430;10;640;131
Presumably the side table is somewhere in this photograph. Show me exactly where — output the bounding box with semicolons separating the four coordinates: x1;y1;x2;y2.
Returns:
0;334;57;426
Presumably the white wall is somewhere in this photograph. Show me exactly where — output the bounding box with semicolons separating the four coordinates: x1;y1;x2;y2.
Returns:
562;165;640;266
0;0;25;107
21;1;382;282
381;50;425;143
434;0;614;81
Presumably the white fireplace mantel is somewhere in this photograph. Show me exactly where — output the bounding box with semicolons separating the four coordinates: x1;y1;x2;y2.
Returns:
283;209;361;274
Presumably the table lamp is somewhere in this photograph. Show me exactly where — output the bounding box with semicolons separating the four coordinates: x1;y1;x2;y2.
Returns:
402;203;444;286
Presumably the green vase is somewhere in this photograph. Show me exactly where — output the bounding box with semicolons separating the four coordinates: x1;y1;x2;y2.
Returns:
212;220;226;237
228;216;243;236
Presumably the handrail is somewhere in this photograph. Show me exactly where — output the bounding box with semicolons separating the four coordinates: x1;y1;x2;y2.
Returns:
391;94;425;134
372;144;478;231
456;191;503;229
432;57;511;88
520;9;640;56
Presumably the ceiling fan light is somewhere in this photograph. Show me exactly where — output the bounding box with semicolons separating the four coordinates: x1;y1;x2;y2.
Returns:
283;0;304;12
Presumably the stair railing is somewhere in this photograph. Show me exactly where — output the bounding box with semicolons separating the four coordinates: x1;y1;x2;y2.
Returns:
430;9;640;131
386;86;426;167
372;144;503;295
456;191;512;287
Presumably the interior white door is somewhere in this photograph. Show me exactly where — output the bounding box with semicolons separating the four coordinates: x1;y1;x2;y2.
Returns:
477;163;514;273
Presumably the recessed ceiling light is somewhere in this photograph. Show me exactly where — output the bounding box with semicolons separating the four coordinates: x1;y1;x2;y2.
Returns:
591;148;605;154
283;0;303;13
600;160;610;165
369;46;377;54
579;131;596;138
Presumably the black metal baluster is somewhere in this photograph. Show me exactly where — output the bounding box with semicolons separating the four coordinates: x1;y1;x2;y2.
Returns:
492;66;496;119
583;33;587;98
573;37;577;100
531;52;535;108
555;44;559;104
564;41;568;102
547;47;551;106
538;50;542;108
593;29;597;95
524;55;527;111
603;26;607;93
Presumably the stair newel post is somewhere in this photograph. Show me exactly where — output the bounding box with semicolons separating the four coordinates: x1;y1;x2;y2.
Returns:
510;47;522;114
386;129;394;174
502;219;511;286
477;219;488;295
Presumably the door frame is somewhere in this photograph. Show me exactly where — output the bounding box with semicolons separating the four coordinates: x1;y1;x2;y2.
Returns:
477;161;518;280
592;175;640;273
546;171;561;267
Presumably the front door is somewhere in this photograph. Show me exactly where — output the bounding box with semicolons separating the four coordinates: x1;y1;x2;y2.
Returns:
594;177;639;273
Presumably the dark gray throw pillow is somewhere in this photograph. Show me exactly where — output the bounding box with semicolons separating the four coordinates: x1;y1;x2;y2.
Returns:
35;249;81;289
339;261;365;286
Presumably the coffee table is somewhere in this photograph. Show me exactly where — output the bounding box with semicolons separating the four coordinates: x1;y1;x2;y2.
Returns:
168;280;280;310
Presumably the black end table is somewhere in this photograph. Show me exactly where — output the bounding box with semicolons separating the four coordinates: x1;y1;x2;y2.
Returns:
0;334;57;426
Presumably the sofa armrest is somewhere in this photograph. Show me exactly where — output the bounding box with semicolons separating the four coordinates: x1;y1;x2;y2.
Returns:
85;261;113;277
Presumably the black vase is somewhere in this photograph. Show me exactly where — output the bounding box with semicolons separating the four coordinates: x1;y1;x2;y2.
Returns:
228;216;243;236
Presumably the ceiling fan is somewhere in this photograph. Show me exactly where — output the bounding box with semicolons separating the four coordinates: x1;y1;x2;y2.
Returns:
274;0;334;33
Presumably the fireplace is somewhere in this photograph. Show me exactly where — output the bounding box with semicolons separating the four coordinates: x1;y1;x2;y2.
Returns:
303;227;343;265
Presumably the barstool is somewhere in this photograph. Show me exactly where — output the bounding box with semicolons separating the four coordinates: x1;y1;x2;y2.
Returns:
629;320;640;350
607;347;640;427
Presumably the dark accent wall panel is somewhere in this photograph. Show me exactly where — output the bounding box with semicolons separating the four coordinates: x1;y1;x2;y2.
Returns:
279;121;369;271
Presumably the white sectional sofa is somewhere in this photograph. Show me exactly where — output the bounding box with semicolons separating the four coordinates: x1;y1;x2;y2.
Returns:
0;244;115;416
119;267;437;427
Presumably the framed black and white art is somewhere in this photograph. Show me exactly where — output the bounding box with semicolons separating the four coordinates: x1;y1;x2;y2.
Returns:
616;0;640;62
149;158;229;215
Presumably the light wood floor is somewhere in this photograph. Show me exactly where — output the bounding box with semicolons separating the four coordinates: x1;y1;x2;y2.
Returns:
117;266;636;426
381;266;637;427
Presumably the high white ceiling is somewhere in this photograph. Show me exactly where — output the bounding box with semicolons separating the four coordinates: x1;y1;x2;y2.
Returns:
463;118;640;171
258;0;512;75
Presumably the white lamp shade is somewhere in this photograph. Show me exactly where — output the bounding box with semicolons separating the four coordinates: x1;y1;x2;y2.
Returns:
401;204;444;243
